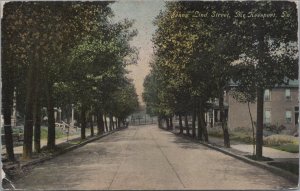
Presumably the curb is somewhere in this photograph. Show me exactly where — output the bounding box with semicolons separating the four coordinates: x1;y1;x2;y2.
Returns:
200;141;299;184
161;128;299;184
20;128;127;169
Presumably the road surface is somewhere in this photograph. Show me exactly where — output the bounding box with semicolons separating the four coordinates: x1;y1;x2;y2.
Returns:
14;125;296;190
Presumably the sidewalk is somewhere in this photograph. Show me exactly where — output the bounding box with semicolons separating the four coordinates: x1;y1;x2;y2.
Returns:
168;126;298;183
172;127;298;163
2;129;98;155
209;137;298;161
2;127;122;183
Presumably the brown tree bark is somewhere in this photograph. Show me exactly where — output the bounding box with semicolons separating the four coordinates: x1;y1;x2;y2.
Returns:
109;115;113;131
166;117;170;130
200;108;209;142
184;114;189;135
2;82;15;161
97;112;104;135
179;114;183;134
104;115;108;132
3;107;15;161
192;105;196;138
23;62;36;159
90;116;94;137
247;102;256;156
169;116;173;129
34;101;41;153
33;74;41;153
158;116;162;128
47;84;56;150
219;90;230;147
2;25;15;161
256;87;264;158
197;106;203;141
80;107;86;139
117;118;121;129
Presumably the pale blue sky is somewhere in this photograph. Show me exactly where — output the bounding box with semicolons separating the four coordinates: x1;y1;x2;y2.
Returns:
110;0;166;105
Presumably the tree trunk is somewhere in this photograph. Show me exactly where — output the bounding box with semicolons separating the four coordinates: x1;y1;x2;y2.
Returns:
104;115;108;132
169;116;173;130
184;114;189;135
256;87;264;158
2;80;15;161
47;84;55;150
179;114;183;134
219;89;230;148
200;108;209;142
3;106;15;161
158;116;162;128
33;75;41;153
23;62;36;159
2;37;15;161
109;115;113;131
117;118;121;129
247;102;256;156
81;107;86;139
97;112;104;135
192;105;196;138
90;117;94;137
34;101;41;153
166;117;170;129
197;107;203;141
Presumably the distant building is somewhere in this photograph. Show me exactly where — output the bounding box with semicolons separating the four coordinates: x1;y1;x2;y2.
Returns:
207;80;299;134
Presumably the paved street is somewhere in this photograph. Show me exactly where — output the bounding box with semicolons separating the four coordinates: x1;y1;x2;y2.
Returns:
14;125;296;190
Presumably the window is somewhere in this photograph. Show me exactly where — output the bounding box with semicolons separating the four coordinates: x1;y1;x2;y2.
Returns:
264;110;271;124
264;89;271;101
285;110;292;123
285;89;291;101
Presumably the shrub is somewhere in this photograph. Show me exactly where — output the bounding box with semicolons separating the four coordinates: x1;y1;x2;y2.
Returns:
232;126;253;133
231;132;254;144
265;124;286;134
40;126;66;140
263;134;299;146
207;128;223;137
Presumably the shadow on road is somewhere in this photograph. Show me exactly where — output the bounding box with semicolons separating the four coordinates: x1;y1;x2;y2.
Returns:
159;129;210;150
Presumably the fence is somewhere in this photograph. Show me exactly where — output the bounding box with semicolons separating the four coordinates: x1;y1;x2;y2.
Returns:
128;115;158;126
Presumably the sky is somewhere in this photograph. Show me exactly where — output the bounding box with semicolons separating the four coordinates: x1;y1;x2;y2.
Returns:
110;0;166;106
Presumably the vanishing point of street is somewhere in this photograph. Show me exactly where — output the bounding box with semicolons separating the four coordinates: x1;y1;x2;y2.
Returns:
14;125;295;190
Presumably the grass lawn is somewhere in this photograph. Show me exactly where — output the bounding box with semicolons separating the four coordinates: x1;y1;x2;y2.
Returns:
40;127;66;140
270;144;299;153
268;161;299;175
208;129;299;153
245;155;273;161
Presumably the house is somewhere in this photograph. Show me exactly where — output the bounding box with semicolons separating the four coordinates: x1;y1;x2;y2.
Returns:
207;80;299;135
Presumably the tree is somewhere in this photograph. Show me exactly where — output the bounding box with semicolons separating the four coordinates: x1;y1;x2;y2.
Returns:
1;3;17;160
232;1;298;159
111;80;139;125
67;17;137;138
2;1;138;158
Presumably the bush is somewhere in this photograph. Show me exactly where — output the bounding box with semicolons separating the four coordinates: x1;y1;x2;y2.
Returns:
263;134;299;146
265;124;286;134
40;126;66;140
232;126;253;133
229;127;255;144
231;132;254;144
207;128;223;137
208;127;255;144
